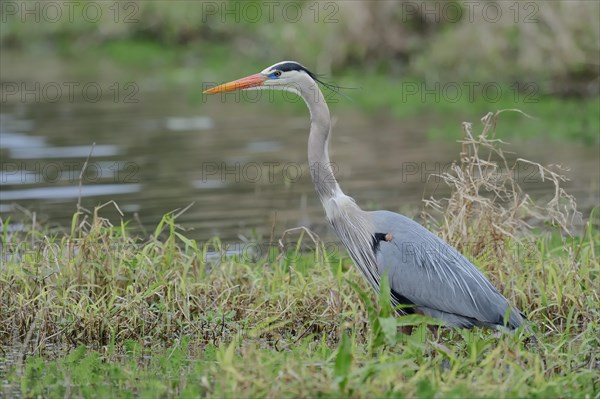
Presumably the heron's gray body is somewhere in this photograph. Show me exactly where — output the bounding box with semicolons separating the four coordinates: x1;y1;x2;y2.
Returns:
369;210;524;329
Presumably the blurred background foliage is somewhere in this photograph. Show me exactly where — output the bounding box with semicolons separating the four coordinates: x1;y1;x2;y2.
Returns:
3;0;598;96
1;0;598;240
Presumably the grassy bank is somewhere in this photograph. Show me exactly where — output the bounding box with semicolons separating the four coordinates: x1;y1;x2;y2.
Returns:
1;116;599;397
1;208;598;398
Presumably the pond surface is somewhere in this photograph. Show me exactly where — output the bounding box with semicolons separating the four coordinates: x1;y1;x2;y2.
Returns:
1;88;598;243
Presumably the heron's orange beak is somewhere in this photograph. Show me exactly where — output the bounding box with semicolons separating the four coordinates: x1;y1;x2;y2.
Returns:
203;73;267;94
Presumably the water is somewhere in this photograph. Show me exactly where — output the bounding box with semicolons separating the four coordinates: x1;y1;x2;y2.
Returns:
1;91;598;243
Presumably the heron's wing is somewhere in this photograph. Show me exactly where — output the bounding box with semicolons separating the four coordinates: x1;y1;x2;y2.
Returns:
369;210;523;328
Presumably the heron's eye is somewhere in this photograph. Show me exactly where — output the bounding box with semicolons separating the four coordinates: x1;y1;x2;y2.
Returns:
270;71;282;78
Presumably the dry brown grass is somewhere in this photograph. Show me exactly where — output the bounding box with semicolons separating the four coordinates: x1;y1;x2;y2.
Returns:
421;111;581;262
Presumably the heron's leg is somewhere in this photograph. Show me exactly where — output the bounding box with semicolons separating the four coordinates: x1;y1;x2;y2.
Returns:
428;324;441;341
399;325;414;335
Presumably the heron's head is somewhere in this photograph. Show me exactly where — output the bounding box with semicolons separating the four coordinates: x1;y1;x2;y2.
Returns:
203;61;318;95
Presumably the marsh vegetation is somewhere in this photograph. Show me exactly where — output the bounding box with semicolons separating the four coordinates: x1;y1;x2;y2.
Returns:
2;113;598;397
1;1;599;397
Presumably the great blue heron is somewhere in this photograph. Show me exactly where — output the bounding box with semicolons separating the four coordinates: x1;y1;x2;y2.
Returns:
204;61;525;330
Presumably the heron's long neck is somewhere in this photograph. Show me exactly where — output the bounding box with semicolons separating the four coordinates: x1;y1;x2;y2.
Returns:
299;79;380;290
300;83;342;201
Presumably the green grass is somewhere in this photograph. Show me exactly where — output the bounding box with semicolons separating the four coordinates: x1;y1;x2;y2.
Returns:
1;208;598;398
